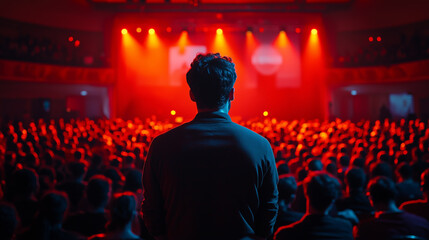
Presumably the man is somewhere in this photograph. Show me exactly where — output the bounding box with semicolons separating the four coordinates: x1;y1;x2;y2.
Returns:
400;168;429;221
274;171;353;240
142;53;278;240
355;176;429;240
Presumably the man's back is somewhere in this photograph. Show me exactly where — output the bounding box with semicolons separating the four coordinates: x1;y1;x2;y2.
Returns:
142;111;278;240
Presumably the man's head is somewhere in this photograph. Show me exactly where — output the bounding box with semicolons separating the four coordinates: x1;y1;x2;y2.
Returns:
186;53;237;109
304;171;340;213
367;176;397;208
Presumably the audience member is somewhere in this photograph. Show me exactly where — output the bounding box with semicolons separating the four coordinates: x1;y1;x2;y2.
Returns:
400;168;429;221
396;162;423;205
56;162;86;213
355;176;429;240
89;192;142;240
0;202;19;240
275;172;353;240
64;175;112;237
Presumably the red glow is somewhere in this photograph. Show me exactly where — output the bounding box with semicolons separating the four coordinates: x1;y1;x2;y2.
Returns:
369;36;374;42
295;28;301;34
136;27;142;33
311;28;318;35
171;110;176;116
148;28;156;35
121;28;128;35
259;27;264;33
216;28;223;35
177;30;189;53
377;36;382;42
166;27;172;32
74;40;80;47
263;111;269;117
68;36;74;42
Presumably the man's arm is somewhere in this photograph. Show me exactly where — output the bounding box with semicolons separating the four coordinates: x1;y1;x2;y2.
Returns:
254;141;279;238
141;138;167;237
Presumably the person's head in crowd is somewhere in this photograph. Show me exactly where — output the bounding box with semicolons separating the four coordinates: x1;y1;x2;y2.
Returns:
325;162;338;177
4;151;16;165
7;168;38;201
123;169;142;193
106;192;137;232
345;167;367;193
23;152;39;169
38;191;69;226
297;167;308;182
395;162;414;182
109;157;121;168
278;174;298;206
87;175;112;211
66;162;86;182
307;159;323;172
304;171;340;214
73;148;84;162
90;154;103;169
277;163;290;175
351;157;365;169
370;161;393;179
377;151;389;163
104;168;124;193
339;155;350;169
38;166;56;196
123;153;135;169
367;176;398;211
0;202;19;240
186;53;237;111
420;169;429;199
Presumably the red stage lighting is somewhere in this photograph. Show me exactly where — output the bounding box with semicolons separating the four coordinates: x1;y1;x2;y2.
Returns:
369;36;374;42
148;28;156;35
74;40;80;47
121;28;128;35
136;27;142;33
295;28;301;34
170;110;176;116
216;28;223;35
68;36;74;42
377;36;382;42
259;27;264;33
311;28;318;35
263;111;269;117
166;27;172;33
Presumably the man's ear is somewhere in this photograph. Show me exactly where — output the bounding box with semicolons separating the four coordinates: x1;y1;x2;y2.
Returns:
229;88;235;101
190;90;196;102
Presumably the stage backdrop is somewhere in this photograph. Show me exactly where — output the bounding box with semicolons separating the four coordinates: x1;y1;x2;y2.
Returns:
112;12;326;121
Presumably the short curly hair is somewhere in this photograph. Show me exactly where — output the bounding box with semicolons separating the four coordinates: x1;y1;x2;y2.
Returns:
186;53;237;109
304;171;340;211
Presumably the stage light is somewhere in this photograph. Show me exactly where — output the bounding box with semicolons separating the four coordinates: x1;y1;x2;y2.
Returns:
279;30;286;34
369;36;374;42
259;27;264;33
80;90;88;96
263;111;269;117
148;28;155;35
295;28;301;34
166;27;172;33
74;40;80;47
136;27;142;33
121;28;128;35
216;28;223;35
351;90;357;96
311;29;318;35
170;110;176;116
68;36;74;42
377;36;382;42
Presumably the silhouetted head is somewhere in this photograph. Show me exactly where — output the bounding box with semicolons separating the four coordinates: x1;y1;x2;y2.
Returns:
278;174;298;205
421;169;429;195
107;192;137;231
368;176;397;206
87;175;112;209
124;169;143;192
39;191;68;225
186;53;236;109
304;171;340;212
396;162;413;181
0;202;18;240
8;168;39;199
345;167;367;191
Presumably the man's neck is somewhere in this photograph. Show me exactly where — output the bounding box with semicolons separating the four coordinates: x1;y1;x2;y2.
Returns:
197;102;230;114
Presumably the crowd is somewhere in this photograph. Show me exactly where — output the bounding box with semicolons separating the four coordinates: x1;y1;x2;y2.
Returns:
0;116;429;239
